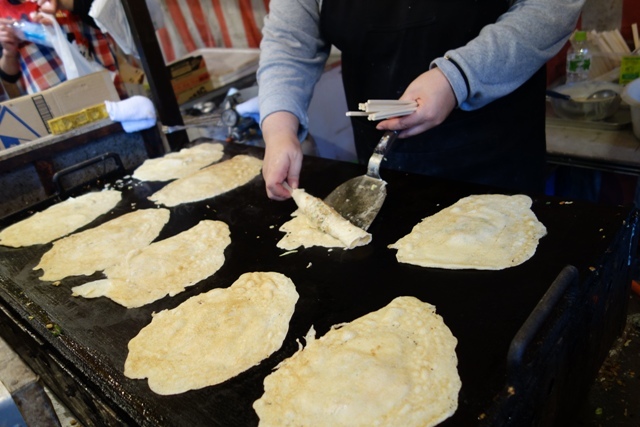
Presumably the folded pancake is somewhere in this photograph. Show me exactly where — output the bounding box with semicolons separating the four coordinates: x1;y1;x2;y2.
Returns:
279;188;371;250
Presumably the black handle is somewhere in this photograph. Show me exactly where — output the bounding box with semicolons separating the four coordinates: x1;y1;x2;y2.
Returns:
545;90;572;101
52;152;125;196
506;264;579;370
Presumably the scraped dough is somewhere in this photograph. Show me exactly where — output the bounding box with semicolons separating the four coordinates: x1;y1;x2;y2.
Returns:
148;154;262;207
124;272;299;395
132;142;224;182
389;194;547;270
253;296;460;427
71;220;231;308
34;208;170;281
277;188;371;250
0;190;121;248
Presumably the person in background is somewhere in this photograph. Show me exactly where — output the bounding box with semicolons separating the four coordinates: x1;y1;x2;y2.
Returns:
258;0;585;201
0;0;119;96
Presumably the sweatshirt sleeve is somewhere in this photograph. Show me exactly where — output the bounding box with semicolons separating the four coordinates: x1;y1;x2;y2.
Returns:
257;0;329;141
431;0;585;110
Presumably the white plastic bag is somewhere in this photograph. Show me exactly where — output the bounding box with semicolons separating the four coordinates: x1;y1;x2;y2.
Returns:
89;0;137;57
41;13;105;80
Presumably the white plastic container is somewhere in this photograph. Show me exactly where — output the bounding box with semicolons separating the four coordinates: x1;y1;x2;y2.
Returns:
621;78;640;140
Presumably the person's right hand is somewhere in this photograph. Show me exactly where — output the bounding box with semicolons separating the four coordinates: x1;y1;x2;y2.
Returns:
376;67;457;139
35;0;58;14
0;19;19;57
261;111;303;201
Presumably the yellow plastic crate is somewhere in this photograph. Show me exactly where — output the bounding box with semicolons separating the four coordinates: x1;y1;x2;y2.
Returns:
48;103;109;135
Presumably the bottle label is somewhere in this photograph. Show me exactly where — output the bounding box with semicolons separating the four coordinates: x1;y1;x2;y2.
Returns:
567;56;591;73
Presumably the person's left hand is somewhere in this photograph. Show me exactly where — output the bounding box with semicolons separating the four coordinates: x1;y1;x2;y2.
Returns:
376;67;457;139
0;19;20;55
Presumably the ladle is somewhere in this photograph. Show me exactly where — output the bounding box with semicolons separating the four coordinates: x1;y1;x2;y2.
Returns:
545;88;619;102
586;89;618;100
545;90;571;100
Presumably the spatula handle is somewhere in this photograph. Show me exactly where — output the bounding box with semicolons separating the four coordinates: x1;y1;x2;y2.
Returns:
367;130;398;179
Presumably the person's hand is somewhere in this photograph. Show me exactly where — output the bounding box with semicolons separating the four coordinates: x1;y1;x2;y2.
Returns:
261;111;303;201
29;0;72;25
376;67;457;138
0;19;21;76
0;19;19;57
34;0;58;14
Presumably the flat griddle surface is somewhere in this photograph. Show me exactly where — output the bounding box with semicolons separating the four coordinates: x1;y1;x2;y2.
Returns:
0;143;634;426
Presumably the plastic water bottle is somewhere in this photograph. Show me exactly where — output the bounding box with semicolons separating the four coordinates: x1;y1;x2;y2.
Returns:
566;30;591;83
11;20;52;47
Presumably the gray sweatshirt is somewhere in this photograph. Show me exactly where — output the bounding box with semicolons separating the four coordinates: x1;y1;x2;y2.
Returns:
258;0;584;136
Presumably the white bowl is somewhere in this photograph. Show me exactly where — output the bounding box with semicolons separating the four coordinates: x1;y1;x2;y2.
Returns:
621;78;640;140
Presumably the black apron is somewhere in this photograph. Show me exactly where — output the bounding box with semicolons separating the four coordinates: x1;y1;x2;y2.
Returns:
320;0;547;193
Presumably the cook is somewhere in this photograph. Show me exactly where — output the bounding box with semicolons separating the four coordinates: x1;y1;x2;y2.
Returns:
258;0;585;201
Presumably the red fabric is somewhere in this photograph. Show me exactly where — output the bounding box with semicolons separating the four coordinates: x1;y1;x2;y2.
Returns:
157;1;270;61
0;0;38;21
157;27;175;63
239;0;261;48
166;0;197;53
191;0;217;48
211;0;233;48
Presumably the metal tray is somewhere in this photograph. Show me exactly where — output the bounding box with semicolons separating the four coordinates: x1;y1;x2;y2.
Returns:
546;104;632;131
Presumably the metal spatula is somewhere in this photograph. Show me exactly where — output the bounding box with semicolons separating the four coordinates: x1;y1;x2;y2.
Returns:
324;130;398;230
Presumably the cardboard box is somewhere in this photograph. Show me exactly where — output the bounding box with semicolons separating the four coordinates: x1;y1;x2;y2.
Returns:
171;66;213;104
190;48;259;89
168;55;214;105
168;55;205;79
167;50;260;105
0;71;120;149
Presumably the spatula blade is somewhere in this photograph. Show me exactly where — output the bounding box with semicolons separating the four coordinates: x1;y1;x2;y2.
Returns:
323;175;387;230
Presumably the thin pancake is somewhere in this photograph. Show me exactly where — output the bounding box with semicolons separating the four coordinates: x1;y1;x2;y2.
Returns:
125;272;299;395
71;220;231;308
389;194;547;270
254;296;460;427
132;142;224;182
34;208;170;281
0;190;121;248
148;154;262;206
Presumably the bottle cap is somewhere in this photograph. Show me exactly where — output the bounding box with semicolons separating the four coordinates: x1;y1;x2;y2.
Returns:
574;31;587;42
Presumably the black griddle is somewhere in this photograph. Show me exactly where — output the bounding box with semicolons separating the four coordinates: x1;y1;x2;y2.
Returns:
0;142;637;426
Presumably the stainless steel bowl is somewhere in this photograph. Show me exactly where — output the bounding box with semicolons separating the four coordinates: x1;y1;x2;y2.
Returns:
547;81;622;121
